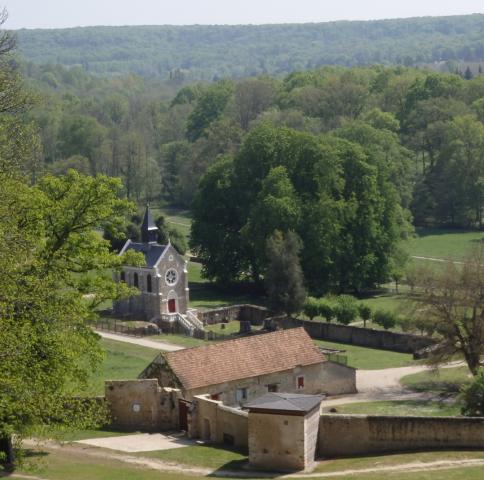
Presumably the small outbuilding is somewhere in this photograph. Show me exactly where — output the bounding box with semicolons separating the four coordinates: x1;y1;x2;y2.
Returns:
246;392;323;471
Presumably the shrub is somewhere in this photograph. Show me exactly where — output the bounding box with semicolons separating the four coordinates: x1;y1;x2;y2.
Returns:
461;370;484;417
334;295;358;325
303;297;319;320
318;299;335;323
358;304;372;328
372;309;397;330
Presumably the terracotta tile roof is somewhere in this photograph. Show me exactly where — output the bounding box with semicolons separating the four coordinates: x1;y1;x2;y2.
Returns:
163;327;326;391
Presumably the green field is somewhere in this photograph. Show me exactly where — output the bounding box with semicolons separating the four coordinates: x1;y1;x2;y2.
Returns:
407;228;484;261
326;400;460;417
400;366;472;394
83;338;157;395
138;444;247;470
314;339;414;369
10;445;484;480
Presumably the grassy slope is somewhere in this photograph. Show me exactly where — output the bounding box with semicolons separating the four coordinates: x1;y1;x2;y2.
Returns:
83;338;158;396
11;446;484;480
314;339;414;369
327;400;460;416
138;445;247;470
407;228;484;260
400;366;472;394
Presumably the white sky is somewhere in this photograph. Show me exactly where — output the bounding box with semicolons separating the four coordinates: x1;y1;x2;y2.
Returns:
4;0;484;29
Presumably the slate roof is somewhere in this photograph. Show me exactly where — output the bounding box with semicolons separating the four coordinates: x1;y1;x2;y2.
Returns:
120;240;167;268
244;392;323;414
161;328;326;391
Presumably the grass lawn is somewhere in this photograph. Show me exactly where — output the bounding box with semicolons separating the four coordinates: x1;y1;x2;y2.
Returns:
10;446;484;480
82;338;157;396
314;450;484;477
138;444;247;470
407;227;484;260
324;400;461;416
147;333;208;348
189;284;267;309
400;366;472;394
11;448;190;480
314;339;414;369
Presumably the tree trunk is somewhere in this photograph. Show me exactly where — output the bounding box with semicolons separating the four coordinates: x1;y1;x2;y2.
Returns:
0;435;14;471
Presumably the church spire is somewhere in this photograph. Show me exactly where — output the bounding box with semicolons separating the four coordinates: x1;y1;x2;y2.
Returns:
141;204;158;244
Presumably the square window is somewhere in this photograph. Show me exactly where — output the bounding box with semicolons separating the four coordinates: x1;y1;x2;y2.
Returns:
297;376;305;389
236;388;248;402
268;384;278;393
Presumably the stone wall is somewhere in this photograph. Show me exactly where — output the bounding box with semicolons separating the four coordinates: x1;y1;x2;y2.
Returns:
198;304;270;326
189;395;248;449
318;414;484;457
270;317;435;354
186;362;356;407
105;379;181;431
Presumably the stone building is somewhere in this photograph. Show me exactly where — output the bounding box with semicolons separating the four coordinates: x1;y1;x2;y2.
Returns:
246;392;323;471
113;205;192;323
139;327;356;428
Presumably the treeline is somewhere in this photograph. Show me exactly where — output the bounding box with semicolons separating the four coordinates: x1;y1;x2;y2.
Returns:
21;61;484;292
24;62;484;229
15;14;484;80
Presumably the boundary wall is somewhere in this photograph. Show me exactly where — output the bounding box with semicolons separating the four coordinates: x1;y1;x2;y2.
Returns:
270;316;436;354
318;414;484;457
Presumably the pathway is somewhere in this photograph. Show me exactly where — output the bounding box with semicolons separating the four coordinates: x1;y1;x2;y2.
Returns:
412;255;464;264
96;330;184;351
323;361;464;407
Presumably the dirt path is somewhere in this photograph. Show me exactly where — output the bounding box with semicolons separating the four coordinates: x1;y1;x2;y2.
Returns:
292;458;484;478
96;331;184;351
411;255;463;264
323;361;464;407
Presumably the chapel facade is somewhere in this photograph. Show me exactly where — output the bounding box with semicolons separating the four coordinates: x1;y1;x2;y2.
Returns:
113;205;189;321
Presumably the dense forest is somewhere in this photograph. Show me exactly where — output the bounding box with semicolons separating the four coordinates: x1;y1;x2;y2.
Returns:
14;14;484;80
18;58;484;292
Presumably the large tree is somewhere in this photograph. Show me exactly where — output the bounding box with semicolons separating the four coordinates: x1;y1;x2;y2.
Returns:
413;247;484;375
265;230;306;316
0;18;139;467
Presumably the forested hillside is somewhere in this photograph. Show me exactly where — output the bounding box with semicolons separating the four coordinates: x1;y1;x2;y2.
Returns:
22;60;484;292
15;14;484;80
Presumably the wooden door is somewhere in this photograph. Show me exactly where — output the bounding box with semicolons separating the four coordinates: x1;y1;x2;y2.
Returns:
179;399;189;431
168;298;176;313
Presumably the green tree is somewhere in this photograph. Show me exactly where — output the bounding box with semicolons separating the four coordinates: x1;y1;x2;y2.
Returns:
334;295;359;325
372;310;397;330
318;299;335;323
0;171;139;469
303;297;320;320
186;80;234;142
265;230;306;316
358;304;372;328
461;370;484;416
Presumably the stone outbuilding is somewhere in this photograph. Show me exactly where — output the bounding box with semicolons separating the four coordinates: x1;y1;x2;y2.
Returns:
139;327;356;428
246;392;323;471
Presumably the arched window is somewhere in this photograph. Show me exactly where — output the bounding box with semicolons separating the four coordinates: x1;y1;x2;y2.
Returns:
120;271;126;283
134;272;139;288
147;274;152;293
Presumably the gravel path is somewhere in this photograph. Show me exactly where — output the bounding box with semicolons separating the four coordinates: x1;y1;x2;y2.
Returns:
96;330;184;351
323;361;464;407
